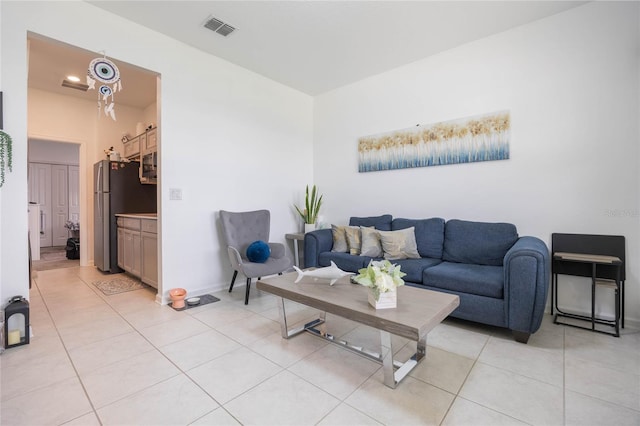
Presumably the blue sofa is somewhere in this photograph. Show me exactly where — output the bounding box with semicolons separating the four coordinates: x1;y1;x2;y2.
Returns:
304;215;549;343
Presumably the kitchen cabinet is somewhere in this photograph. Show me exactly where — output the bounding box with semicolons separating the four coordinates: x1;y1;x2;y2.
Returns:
141;219;158;288
116;214;157;288
143;128;157;152
123;127;157;160
123;136;140;159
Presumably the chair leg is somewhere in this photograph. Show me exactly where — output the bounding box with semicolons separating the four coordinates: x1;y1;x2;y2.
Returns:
228;270;238;293
245;277;251;305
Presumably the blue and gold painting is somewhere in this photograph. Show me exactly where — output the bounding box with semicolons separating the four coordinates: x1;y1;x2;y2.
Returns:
358;110;510;172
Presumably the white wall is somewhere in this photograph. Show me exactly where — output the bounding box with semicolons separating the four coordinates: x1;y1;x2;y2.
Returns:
314;2;640;326
1;1;313;304
28;139;79;165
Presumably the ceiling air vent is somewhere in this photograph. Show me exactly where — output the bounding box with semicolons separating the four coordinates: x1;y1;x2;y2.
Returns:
61;79;89;91
204;15;236;37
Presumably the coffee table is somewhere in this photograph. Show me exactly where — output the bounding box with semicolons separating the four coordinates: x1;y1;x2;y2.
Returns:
256;273;459;388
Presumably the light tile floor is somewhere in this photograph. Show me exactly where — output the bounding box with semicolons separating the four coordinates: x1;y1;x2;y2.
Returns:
1;266;639;425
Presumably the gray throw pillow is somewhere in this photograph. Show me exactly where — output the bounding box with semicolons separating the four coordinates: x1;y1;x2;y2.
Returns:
360;227;383;257
378;227;420;260
331;225;348;253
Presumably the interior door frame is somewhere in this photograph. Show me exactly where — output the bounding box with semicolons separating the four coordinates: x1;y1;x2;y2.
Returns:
27;136;87;265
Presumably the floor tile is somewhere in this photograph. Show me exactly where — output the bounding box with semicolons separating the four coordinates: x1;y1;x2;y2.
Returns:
565;331;640;375
565;390;640;426
191;303;254;328
61;412;101;425
1;342;77;401
160;329;241;371
459;362;563;425
215;313;281;345
248;330;327;368
96;374;218;425
345;370;455;425
67;330;155;374
403;344;475;394
565;356;640;411
57;315;134;350
187;346;282;404
317;403;382;425
478;336;564;386
121;304;185;329
289;343;380;400
0;377;92;426
81;350;181;408
190;407;241;425
441;397;528;426
427;321;489;359
138;314;210;347
224;370;340;425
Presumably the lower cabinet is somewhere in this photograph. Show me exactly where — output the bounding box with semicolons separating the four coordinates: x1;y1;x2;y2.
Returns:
117;216;157;288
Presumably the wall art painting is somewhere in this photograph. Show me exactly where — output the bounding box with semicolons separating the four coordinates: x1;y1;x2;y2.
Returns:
358;110;510;173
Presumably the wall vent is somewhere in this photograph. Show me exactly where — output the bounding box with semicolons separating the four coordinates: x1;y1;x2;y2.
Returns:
204;15;236;37
61;79;89;91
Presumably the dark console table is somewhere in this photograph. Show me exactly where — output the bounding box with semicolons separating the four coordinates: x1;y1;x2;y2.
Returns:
551;233;625;337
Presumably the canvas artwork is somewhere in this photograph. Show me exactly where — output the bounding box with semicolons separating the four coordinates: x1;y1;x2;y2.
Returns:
358;110;510;172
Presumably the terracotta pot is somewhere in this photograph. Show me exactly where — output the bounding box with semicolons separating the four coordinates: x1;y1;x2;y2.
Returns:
169;288;187;309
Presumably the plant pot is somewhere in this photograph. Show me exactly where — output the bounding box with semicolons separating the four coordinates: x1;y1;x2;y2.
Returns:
304;223;316;233
368;288;397;309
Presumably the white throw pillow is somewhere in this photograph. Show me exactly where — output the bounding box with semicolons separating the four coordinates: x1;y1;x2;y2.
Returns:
378;227;420;260
360;227;383;257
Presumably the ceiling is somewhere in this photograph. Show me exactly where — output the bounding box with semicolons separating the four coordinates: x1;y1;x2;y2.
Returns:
28;34;158;109
28;1;586;104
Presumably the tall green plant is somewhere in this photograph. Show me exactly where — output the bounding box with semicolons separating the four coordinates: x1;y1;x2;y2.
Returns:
295;185;323;224
0;130;13;188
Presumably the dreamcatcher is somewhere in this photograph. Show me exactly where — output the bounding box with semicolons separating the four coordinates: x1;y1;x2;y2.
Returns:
87;54;122;121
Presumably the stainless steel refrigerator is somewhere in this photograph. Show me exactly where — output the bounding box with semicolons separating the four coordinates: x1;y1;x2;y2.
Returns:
94;160;157;273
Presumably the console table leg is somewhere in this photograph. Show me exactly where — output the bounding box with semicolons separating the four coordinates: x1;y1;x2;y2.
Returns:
380;331;396;388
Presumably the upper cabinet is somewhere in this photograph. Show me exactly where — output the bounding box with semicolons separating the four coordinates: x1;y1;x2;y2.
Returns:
124;127;157;160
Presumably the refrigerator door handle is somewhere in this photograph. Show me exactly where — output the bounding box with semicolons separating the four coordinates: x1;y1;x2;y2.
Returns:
96;161;103;193
40;211;45;234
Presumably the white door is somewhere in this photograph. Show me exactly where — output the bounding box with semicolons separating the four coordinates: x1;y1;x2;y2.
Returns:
29;163;52;247
51;164;69;247
68;165;80;224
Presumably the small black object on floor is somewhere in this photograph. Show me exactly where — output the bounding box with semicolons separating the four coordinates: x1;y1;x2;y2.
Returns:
170;294;220;311
66;238;80;260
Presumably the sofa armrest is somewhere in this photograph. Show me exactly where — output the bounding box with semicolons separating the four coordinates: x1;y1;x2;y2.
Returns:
503;236;550;336
268;242;286;259
303;229;333;268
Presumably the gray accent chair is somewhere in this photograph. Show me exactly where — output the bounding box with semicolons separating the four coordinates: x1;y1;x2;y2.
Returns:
220;210;293;304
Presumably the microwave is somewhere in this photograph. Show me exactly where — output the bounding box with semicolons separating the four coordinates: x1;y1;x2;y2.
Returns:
140;151;157;184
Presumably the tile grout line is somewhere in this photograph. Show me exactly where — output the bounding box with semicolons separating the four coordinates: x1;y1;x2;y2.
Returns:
32;274;104;426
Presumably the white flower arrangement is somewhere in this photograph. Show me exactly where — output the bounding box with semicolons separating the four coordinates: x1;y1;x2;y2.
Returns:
353;260;406;301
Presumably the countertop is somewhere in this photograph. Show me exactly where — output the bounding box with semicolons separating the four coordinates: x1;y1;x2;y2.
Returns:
115;213;158;220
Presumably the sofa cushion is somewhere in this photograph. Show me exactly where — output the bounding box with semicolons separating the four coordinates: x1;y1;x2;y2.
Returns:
319;252;369;272
331;225;349;253
392;218;445;259
388;258;441;283
443;219;518;266
423;262;504;299
360;227;383;257
378;227;421;260
349;214;393;231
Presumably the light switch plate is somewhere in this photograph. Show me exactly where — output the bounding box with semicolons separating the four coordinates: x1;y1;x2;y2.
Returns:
169;188;182;200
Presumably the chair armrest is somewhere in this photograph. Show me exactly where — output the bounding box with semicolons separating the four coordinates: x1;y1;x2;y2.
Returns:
503;236;550;334
303;229;333;268
227;246;243;270
268;242;286;259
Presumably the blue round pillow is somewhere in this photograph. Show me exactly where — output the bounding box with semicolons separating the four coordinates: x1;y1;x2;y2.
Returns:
246;240;271;263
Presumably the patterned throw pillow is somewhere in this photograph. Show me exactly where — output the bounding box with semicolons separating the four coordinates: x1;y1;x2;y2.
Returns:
344;226;364;255
360;227;383;257
378;227;420;260
331;225;348;253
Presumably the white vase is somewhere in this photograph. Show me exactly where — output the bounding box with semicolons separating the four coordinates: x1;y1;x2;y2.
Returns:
368;288;397;309
304;223;316;233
